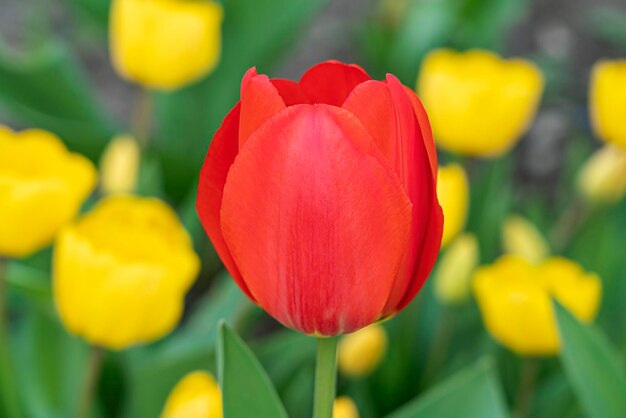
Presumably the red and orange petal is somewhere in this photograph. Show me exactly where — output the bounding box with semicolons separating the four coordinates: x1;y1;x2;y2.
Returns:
220;105;413;335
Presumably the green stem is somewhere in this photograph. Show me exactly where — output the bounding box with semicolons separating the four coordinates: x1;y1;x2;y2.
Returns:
75;346;103;418
131;88;153;147
514;358;539;418
313;337;339;418
0;258;22;418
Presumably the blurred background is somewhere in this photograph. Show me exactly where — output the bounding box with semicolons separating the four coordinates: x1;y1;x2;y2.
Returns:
1;0;626;418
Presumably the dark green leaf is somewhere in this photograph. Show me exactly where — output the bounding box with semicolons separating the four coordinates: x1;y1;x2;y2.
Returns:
554;301;626;418
385;358;508;418
218;322;288;418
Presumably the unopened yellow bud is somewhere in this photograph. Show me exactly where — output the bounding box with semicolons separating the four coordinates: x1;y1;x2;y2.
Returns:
434;233;479;305
338;324;387;377
419;49;544;157
589;60;626;150
333;397;359;418
110;0;224;91
0;126;96;257
100;135;140;195
577;145;626;205
473;256;601;356
161;371;222;418
502;215;550;264
437;164;469;248
54;195;200;349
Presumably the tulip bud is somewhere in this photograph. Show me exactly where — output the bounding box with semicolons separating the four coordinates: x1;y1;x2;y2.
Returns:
0;126;96;258
53;195;200;349
577;145;626;205
333;397;360;418
161;371;222;418
434;234;479;305
338;324;388;377
437;164;469;248
589;60;626;150
100;134;140;195
501;215;550;264
418;49;544;157
110;0;224;91
197;61;443;336
473;256;601;356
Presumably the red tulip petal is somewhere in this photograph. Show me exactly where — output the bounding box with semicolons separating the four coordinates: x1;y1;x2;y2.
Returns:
220;104;412;335
299;60;371;106
344;75;441;314
271;78;310;105
404;86;438;181
397;200;443;310
239;68;286;148
197;104;255;301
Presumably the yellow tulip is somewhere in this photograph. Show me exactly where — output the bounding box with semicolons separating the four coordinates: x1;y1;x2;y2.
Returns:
590;60;626;150
473;256;601;356
434;233;479;305
338;324;387;377
53;195;200;349
418;49;544;157
333;397;359;418
100;134;141;195
437;164;469;248
161;371;222;418
577;144;626;205
501;215;550;264
110;0;224;91
0;126;96;258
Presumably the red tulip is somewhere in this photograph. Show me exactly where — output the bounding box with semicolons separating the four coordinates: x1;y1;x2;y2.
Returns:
197;61;443;336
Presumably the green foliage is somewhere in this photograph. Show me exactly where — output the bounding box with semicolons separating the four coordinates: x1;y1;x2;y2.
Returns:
218;322;289;418
554;301;626;418
385;358;508;418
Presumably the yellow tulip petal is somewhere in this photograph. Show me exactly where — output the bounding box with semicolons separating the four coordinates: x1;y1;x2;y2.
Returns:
473;256;601;356
0;127;96;257
53;195;200;349
577;144;626;205
437;163;469;248
100;134;141;195
110;0;224;91
161;371;222;418
590;60;626;150
333;397;360;418
502;215;550;264
338;324;388;377
434;233;479;305
418;49;544;157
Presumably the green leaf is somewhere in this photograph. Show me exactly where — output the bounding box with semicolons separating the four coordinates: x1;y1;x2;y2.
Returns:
554;301;626;418
122;277;248;418
13;304;90;418
0;42;115;157
385;358;508;418
218;322;288;418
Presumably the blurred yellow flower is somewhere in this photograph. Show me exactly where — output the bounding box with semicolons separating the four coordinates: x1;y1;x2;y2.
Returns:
54;195;200;349
418;49;544;157
434;233;479;305
333;396;359;418
590;60;626;150
577;144;626;205
437;164;469;248
501;215;550;264
110;0;224;91
473;256;601;356
0;126;96;258
100;134;141;195
338;324;387;377
161;371;222;418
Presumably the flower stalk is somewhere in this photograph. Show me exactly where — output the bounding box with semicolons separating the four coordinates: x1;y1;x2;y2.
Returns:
313;337;339;418
76;346;104;418
0;258;22;418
